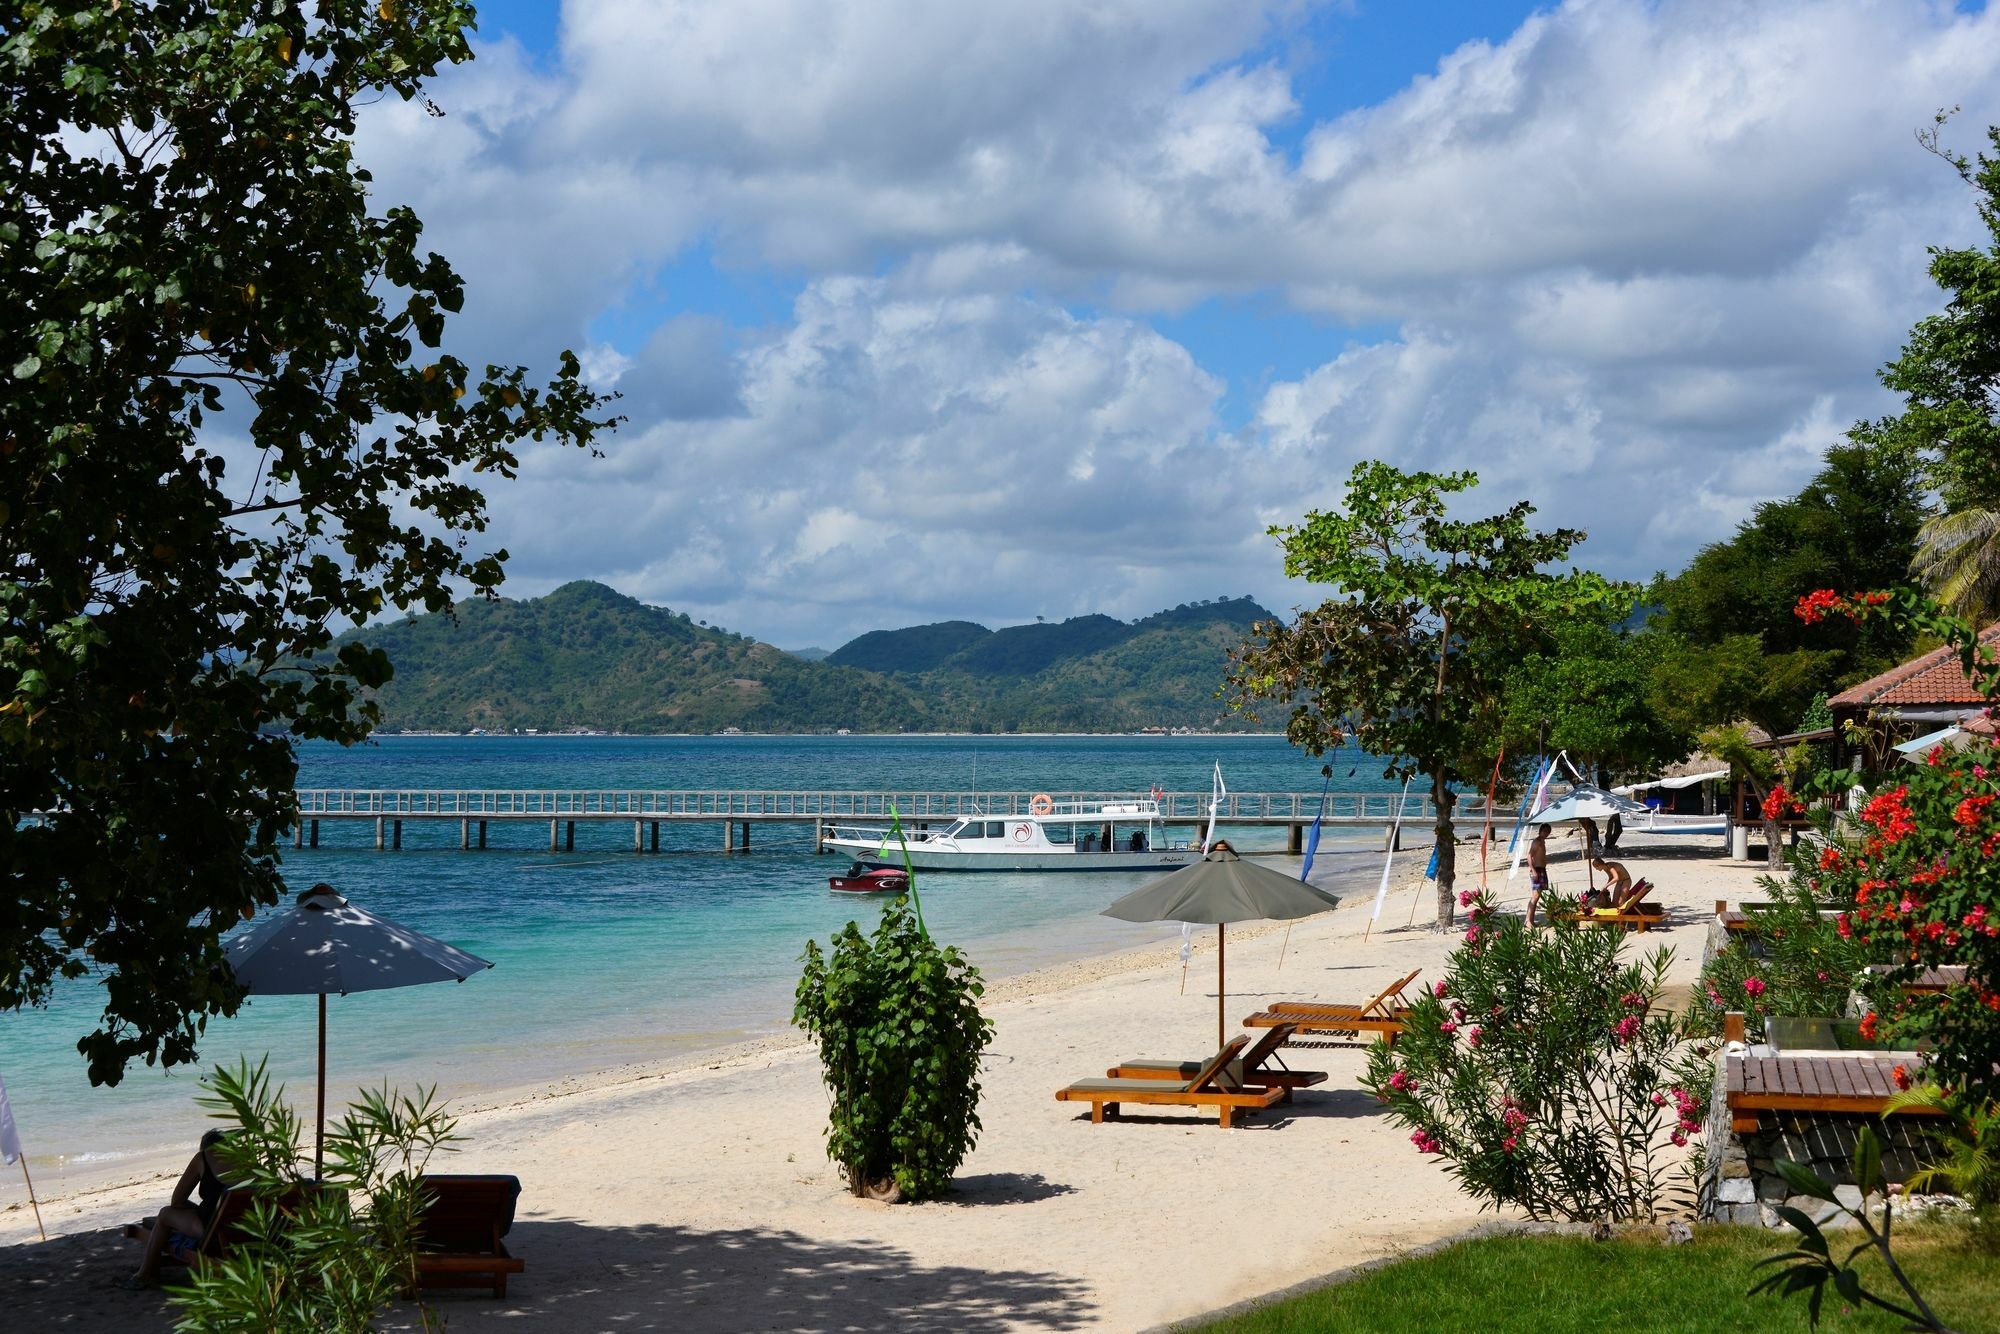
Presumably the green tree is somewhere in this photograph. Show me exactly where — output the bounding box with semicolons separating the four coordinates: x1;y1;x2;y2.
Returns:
1912;506;2000;627
2;2;618;1084
1651;443;1926;732
1227;463;1620;927
1500;609;1691;782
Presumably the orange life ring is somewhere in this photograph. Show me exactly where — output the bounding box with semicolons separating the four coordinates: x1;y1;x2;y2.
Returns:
1030;793;1054;815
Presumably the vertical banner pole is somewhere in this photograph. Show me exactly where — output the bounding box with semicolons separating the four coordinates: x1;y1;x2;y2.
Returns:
18;1158;45;1242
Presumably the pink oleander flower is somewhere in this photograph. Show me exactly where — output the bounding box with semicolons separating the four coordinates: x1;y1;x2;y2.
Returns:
1439;1021;1458;1036
1502;1135;1518;1153
1464;925;1482;945
1458;889;1476;907
1742;977;1767;999
1411;1130;1442;1154
1670;1130;1688;1147
1467;1026;1483;1048
1503;1106;1529;1132
1613;1015;1641;1044
1433;980;1449;998
1650;1092;1666;1107
1388;1070;1413;1092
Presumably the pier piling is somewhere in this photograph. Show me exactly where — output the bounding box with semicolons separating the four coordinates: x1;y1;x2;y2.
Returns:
310;819;319;849
461;819;470;851
392;819;402;851
375;817;385;851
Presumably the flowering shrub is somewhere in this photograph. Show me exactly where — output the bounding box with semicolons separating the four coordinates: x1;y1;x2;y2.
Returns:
1688;874;1863;1039
1363;891;1692;1221
1793;588;2000;1104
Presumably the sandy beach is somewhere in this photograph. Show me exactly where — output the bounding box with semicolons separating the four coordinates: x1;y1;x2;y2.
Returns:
0;833;1771;1331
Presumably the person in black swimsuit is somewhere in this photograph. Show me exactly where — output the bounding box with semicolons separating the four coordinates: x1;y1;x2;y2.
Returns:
128;1128;233;1286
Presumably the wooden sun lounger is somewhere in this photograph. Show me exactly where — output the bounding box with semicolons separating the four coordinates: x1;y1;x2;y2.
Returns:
413;1174;526;1299
125;1183;312;1269
1056;1036;1285;1128
1556;902;1663;932
1238;967;1420;1046
1104;1023;1326;1100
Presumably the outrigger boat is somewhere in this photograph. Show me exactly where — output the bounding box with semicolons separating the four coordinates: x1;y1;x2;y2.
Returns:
823;794;1201;872
829;862;910;894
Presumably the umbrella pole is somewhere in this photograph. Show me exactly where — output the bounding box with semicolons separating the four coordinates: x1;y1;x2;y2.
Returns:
315;993;327;1181
1217;924;1226;1051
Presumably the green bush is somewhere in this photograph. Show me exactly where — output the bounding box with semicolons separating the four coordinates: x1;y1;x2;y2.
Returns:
1363;891;1694;1222
1690;872;1864;1039
168;1058;460;1333
794;896;995;1202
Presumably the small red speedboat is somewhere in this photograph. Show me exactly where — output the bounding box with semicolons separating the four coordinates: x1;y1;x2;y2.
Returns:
829;863;909;894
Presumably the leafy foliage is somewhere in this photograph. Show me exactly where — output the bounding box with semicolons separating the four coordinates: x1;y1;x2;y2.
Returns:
1228;463;1621;924
1650;444;1926;733
168;1058;460;1333
1500;609;1692;780
794;896;995;1202
1;1;617;1084
1689;875;1865;1040
1362;891;1692;1222
1886;1084;2000;1246
1752;1126;1959;1333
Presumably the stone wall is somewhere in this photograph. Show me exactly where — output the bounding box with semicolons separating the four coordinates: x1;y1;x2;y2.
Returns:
1697;1051;1934;1227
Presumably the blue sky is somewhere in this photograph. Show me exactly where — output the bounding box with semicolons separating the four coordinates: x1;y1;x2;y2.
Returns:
351;1;2000;648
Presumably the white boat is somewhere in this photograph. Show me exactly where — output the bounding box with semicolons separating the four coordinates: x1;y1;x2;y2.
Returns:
824;796;1201;872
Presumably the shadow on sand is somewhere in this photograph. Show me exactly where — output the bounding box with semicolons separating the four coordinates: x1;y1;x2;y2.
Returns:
1;1218;1095;1333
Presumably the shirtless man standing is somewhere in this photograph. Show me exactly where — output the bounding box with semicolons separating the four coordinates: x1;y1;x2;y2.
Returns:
1526;824;1551;927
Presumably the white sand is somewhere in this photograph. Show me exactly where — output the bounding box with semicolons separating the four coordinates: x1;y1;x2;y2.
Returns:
0;832;1772;1330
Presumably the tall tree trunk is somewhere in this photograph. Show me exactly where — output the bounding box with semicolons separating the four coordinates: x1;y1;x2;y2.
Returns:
1764;818;1785;870
1432;769;1458;927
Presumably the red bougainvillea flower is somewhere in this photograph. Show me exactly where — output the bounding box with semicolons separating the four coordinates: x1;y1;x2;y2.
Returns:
1861;786;1917;843
1893;1064;1913;1091
1795;589;1842;624
1819;846;1843;872
1859;1012;1879;1041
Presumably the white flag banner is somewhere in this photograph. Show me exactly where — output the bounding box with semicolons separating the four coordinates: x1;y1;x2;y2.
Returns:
1507;758;1551;882
0;1069;22;1166
1179;922;1194;964
1201;762;1226;852
1371;778;1414;921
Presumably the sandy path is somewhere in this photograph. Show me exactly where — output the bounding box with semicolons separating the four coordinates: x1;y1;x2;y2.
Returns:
0;832;1770;1330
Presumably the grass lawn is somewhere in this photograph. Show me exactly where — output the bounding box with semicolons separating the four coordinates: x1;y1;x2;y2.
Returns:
1198;1225;2000;1333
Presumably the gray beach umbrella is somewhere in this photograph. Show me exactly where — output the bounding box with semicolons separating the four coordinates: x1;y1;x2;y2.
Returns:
225;885;492;1177
1103;846;1341;1049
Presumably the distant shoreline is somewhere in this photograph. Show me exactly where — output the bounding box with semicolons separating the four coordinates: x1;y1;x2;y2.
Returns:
356;729;1296;739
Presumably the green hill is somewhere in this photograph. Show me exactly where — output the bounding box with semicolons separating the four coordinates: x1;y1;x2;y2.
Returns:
825;620;991;673
331;582;930;733
335;582;1275;733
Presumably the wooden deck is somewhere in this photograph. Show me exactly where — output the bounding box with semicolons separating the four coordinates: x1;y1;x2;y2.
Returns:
1725;1053;1945;1133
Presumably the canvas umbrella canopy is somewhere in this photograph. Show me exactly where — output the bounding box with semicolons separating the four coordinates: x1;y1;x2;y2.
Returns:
224;885;492;1177
1526;784;1649;825
1102;845;1341;1049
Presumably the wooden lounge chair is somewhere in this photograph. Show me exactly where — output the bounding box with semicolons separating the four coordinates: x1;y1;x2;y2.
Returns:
1103;1023;1326;1100
413;1174;525;1299
1239;967;1421;1046
124;1183;312;1270
1055;1036;1285;1128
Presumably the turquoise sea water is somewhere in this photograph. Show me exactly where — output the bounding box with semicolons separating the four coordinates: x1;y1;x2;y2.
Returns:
3;734;1399;1183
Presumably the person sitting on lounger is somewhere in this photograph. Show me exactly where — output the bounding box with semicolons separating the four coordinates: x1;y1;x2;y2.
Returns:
127;1129;234;1287
1590;857;1634;908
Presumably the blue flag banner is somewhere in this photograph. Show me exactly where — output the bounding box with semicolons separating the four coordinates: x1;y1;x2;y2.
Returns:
1298;770;1332;883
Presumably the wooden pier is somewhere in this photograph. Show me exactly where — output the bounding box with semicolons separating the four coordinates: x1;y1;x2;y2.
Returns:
288;789;1494;854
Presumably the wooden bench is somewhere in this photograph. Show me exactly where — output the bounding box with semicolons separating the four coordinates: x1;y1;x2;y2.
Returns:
413;1174;525;1299
1724;1053;1948;1134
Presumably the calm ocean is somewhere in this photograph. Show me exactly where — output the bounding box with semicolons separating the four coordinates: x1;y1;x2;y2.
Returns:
3;734;1401;1184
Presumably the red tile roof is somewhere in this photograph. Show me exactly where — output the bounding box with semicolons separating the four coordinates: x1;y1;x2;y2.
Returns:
1829;624;2000;710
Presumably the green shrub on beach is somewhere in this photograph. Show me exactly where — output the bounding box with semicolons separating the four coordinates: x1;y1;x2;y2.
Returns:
1364;891;1695;1222
794;897;995;1203
168;1058;460;1334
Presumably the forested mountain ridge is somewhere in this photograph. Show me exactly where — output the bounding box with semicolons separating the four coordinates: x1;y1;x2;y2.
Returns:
333;583;1275;733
